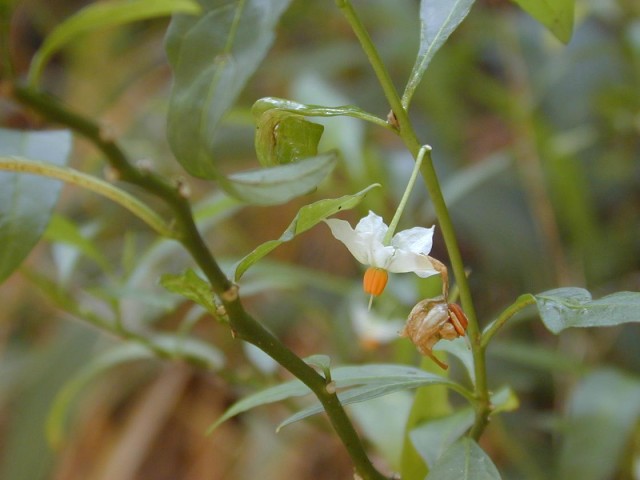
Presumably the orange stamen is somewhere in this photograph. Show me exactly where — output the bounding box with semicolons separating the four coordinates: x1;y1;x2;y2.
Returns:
363;267;388;297
447;303;469;336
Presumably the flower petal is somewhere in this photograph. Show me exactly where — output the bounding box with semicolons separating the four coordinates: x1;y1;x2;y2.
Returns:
324;218;371;265
391;226;434;255
325;212;391;267
354;211;388;243
386;251;438;278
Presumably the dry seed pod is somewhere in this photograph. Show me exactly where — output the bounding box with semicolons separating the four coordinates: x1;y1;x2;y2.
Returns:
401;296;469;369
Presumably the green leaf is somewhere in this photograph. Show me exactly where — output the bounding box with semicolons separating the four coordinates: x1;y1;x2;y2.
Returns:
44;214;111;274
47;335;224;447
304;354;332;379
206;377;309;434
509;0;575;43
276;374;462;432
350;392;413;470
400;357;454;480
411;408;475;470
434;337;475;385
410;386;517;470
226;152;337;205
208;363;467;434
165;0;292;178
0;129;72;283
533;288;640;334
557;369;640;480
254;109;324;166
28;0;201;86
252;96;389;129
426;438;502;479
160;269;217;315
233;183;379;280
402;0;476;108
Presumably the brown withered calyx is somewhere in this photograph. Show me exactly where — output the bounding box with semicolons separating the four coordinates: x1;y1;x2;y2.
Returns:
401;296;468;369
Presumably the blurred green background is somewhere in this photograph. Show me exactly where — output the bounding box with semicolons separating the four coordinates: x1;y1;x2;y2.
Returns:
1;0;639;479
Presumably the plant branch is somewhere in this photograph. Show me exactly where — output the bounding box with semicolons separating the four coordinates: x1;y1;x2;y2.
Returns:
337;0;491;440
11;84;387;480
481;294;536;349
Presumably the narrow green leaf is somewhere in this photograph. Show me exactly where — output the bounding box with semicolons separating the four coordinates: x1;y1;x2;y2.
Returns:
28;0;201;86
276;376;461;431
160;269;218;315
557;369;640;480
44;214;111;273
434;337;475;385
350;392;412;471
226;152;337;205
409;386;517;472
206;378;310;434
0;157;175;237
0;129;72;283
426;438;502;479
165;0;292;178
47;335;224;447
411;408;475;470
234;183;379;280
208;363;467;434
510;0;575;43
402;0;476;109
400;357;454;480
534;288;640;334
304;354;332;379
252;96;391;130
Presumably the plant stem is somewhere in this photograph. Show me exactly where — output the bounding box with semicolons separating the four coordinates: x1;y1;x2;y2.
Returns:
481;294;536;349
338;0;492;439
11;84;387;480
383;144;428;244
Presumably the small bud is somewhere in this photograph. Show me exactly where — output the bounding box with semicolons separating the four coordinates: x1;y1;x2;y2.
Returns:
176;177;191;198
326;381;337;394
98;122;116;143
103;166;120;182
221;284;239;303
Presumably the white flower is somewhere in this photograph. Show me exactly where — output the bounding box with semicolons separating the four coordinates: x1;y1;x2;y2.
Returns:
324;211;438;278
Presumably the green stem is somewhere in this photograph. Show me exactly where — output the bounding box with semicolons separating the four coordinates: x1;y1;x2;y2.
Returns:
11;84;386;480
383;144;428;244
338;0;491;440
0;158;175;238
481;294;536;349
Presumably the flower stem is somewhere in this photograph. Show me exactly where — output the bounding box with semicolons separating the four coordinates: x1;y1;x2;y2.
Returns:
383;144;428;244
338;0;492;440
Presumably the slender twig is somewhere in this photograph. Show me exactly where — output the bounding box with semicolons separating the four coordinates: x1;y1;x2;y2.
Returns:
11;84;387;480
337;0;491;439
481;295;536;349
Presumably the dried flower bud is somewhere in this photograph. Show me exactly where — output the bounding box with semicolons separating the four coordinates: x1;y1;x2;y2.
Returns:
401;296;469;369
